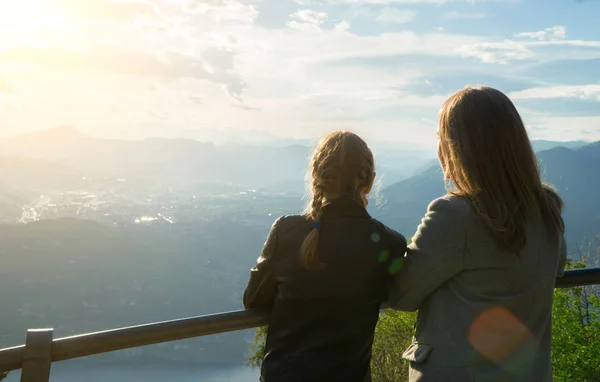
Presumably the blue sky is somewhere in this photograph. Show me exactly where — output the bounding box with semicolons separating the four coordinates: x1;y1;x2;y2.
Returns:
1;0;600;148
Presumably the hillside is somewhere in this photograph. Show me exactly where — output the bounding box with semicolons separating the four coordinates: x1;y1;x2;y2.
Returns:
0;217;270;364
0;182;29;222
376;141;600;250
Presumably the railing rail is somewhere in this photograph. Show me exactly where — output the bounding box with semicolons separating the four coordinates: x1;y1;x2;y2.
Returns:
1;268;599;380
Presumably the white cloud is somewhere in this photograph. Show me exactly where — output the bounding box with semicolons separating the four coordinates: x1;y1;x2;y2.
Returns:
287;9;328;31
377;8;417;24
334;20;351;31
328;0;447;4
510;85;600;102
443;11;486;19
62;0;162;22
292;9;328;25
522;114;600;142
516;25;566;41
0;44;248;101
456;36;600;64
179;0;258;24
3;0;600;144
456;39;533;64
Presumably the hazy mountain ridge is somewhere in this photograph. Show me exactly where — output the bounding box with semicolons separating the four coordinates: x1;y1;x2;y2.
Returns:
1;127;588;195
0;126;435;194
530;139;589;152
376;141;600;250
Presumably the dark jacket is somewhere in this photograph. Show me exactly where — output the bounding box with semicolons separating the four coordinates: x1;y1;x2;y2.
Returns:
243;197;407;382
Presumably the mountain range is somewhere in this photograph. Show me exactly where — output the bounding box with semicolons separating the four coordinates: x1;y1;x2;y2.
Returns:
0;126;434;194
376;141;600;250
0;127;598;248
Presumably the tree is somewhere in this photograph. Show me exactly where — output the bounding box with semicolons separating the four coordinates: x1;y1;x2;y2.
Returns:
248;326;267;368
551;238;600;382
0;372;8;381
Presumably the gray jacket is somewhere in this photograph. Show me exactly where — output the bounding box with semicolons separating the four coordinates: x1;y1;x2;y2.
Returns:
389;195;567;382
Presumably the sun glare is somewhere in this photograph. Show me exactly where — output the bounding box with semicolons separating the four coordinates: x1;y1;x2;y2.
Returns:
0;0;72;46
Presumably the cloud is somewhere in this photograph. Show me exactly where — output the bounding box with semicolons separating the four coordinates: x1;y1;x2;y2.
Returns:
50;0;163;23
201;47;235;71
521;114;600;142
3;0;599;144
377;8;418;24
328;0;447;4
188;95;203;104
509;85;600;102
334;20;351;31
180;0;258;24
456;40;533;64
288;9;328;31
443;11;486;19
231;103;260;111
456;36;600;64
516;25;566;41
0;44;247;101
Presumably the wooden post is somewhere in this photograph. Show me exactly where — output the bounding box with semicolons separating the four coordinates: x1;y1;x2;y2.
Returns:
20;329;53;382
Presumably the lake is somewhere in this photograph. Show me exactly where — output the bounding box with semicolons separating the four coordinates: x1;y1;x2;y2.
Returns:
4;362;259;382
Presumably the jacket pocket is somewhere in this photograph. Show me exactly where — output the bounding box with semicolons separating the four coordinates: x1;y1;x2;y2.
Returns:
402;342;433;363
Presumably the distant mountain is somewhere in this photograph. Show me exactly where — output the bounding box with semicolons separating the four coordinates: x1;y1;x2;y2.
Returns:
530;140;590;152
374;164;445;237
0;126;307;192
536;142;600;248
376;141;600;252
0;127;433;194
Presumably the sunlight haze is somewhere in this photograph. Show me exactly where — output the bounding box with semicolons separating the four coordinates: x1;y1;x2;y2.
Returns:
1;0;600;148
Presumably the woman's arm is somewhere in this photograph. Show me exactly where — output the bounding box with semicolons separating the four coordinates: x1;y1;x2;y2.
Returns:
243;218;281;311
380;230;408;308
388;196;468;312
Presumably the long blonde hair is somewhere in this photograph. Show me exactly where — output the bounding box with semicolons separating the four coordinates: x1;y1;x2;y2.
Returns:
300;131;375;270
438;86;564;253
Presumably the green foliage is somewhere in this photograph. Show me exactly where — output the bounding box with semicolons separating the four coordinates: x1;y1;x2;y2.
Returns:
370;310;417;382
551;255;600;382
248;326;267;368
0;372;7;381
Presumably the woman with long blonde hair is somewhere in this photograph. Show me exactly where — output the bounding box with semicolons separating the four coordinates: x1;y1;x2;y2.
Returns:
243;131;407;382
390;86;566;381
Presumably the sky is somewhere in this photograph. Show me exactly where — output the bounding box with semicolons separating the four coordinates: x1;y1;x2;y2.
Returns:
1;0;600;148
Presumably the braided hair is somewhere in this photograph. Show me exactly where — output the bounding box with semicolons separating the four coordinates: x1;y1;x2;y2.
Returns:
300;131;375;270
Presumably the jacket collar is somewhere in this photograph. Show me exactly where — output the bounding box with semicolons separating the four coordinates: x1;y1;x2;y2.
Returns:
321;196;371;219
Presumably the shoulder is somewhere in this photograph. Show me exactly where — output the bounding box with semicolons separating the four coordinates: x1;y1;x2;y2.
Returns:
370;219;408;249
271;214;310;235
427;194;472;218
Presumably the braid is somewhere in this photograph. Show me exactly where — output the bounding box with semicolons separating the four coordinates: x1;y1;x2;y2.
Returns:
299;131;375;271
311;189;324;220
300;187;325;270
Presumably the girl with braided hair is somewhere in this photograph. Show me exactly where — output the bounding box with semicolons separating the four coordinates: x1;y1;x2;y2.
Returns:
243;131;408;382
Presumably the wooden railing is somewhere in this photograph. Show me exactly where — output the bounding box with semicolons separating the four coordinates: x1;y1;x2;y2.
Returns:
1;268;600;381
